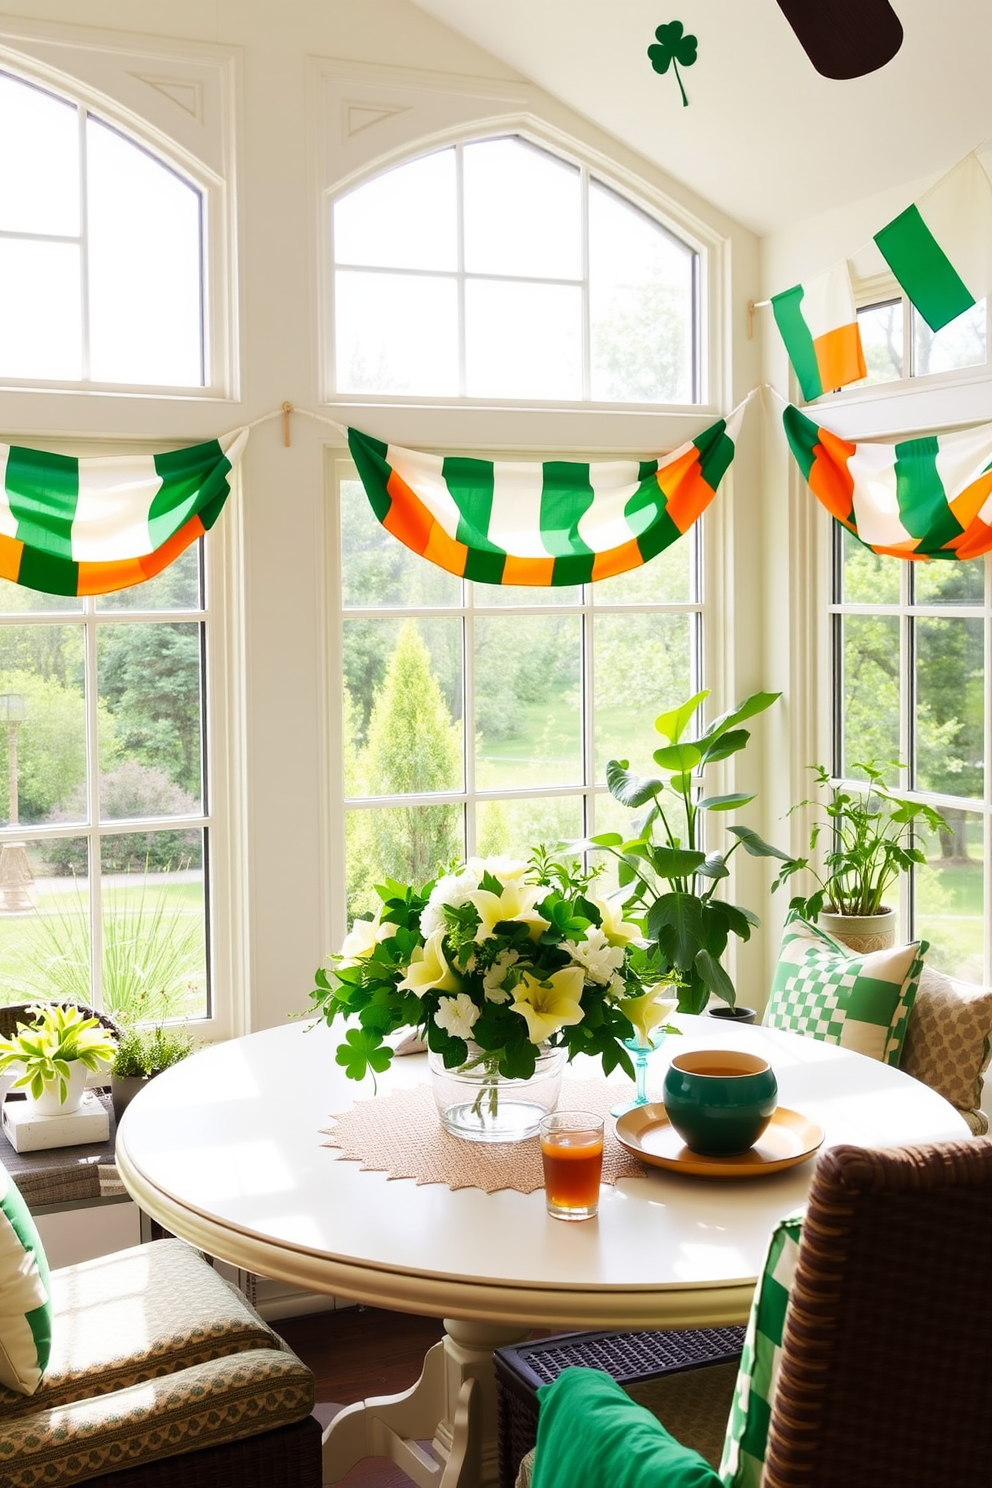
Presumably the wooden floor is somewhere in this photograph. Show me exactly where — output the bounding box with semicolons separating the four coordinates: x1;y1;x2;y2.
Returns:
278;1304;447;1487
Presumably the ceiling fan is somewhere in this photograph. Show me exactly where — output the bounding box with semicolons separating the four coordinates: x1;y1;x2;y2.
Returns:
775;0;904;80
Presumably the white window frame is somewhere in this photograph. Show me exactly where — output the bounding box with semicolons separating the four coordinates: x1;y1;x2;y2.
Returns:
0;37;237;401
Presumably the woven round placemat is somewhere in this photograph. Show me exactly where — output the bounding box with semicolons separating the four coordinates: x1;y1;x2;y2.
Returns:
320;1077;646;1193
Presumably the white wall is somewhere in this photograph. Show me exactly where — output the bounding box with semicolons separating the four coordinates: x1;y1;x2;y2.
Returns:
1;0;765;1032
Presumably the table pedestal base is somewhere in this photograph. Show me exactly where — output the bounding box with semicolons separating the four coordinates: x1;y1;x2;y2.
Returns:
322;1318;528;1488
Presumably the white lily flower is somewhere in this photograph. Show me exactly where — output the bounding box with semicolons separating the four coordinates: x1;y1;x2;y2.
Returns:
564;926;625;984
434;992;481;1040
510;966;585;1043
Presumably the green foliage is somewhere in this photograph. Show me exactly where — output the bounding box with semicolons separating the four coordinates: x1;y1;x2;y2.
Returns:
772;761;950;919
584;689;791;1015
41;763;202;875
0;1002;117;1101
0;669;121;824
5;871;204;1024
98;622;202;797
311;852;679;1085
111;1019;195;1078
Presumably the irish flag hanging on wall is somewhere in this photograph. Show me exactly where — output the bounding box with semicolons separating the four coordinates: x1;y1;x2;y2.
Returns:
783;403;992;560
771;262;866;402
0;429;246;596
348;405;746;586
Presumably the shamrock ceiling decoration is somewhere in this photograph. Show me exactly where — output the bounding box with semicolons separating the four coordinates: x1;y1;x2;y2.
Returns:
647;21;698;108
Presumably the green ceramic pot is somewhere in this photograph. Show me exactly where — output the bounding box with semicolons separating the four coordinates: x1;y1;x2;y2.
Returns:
662;1049;778;1157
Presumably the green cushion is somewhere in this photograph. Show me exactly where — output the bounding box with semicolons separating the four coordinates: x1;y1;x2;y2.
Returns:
763;912;925;1064
531;1367;721;1488
719;1212;803;1488
0;1162;51;1394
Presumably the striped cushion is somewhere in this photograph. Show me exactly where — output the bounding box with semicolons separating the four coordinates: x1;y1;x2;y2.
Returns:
0;1164;51;1395
763;913;925;1065
719;1213;803;1488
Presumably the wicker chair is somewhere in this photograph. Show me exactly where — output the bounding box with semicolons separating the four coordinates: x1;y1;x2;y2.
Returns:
0;1234;322;1488
499;1137;992;1488
0;1000;126;1042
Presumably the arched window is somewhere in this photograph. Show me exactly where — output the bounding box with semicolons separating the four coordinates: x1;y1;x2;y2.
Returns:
332;135;699;404
0;68;204;388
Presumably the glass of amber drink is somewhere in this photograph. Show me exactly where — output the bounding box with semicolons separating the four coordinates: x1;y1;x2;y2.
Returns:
539;1110;605;1221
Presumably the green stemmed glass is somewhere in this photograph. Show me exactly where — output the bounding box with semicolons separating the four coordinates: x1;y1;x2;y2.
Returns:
611;1029;667;1117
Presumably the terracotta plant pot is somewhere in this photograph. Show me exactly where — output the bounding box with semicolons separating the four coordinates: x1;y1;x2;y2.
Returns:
818;906;896;954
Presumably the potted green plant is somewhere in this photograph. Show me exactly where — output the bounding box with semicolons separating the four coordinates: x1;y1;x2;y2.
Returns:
771;762;949;951
111;1021;196;1116
584;689;793;1015
0;1003;118;1114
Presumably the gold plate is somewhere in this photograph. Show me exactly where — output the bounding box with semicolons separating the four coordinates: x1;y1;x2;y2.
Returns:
614;1104;824;1178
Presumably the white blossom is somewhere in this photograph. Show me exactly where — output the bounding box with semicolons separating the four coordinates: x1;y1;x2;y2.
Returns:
482;948;519;1004
564;926;625;984
419;868;481;937
433;992;481;1041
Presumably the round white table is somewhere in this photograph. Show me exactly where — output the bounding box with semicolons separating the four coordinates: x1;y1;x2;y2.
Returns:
115;1016;968;1488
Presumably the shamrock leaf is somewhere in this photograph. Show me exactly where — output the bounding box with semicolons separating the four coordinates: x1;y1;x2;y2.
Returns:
334;1026;392;1082
647;19;698;108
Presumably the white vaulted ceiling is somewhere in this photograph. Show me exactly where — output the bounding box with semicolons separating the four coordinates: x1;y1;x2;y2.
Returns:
409;0;992;234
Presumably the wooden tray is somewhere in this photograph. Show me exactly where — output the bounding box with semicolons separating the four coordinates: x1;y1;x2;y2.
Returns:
614;1103;824;1178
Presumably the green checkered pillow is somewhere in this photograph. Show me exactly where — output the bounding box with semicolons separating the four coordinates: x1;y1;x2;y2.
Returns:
0;1160;52;1393
719;1211;803;1488
763;912;926;1065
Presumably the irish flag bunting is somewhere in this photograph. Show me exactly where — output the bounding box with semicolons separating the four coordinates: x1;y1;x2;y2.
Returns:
772;262;866;402
348;405;746;586
783;403;992;561
0;430;246;596
874;154;992;333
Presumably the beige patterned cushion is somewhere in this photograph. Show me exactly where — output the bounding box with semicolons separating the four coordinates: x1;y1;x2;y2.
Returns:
0;1346;314;1488
0;1240;281;1421
901;968;992;1135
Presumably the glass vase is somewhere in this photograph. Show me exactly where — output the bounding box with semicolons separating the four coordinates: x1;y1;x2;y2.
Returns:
428;1043;566;1143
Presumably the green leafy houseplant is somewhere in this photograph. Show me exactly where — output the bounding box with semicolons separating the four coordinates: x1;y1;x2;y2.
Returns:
581;689;793;1015
771;761;949;919
111;1022;195;1079
0;1003;117;1103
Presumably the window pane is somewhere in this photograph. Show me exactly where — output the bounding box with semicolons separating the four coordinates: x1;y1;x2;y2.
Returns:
100;839;207;1021
594;542;694;604
96;545;203;611
589;180;694;403
345;617;463;796
914;300;986;376
0;239;82;380
0;625;86;828
0;842;90;1004
87;119;203;386
475;614;581;790
840;528;900;605
913;557;984;606
840;614;900;773
595;613;690;778
0;72;79;236
465;280;581;399
335;269;458;394
98;622;204;817
340;478;460;608
914;617;984;797
472;582;582;607
334;149;457;271
463;138;580;280
0;581;81;615
476;795;583;859
857;301;903;384
346;803;464;919
914;811;983;982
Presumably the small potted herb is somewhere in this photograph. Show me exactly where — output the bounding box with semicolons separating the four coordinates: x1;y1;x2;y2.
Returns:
111;1021;195;1116
772;762;948;950
0;1003;118;1114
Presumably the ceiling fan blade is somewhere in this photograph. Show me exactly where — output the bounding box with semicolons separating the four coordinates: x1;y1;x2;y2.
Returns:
775;0;904;80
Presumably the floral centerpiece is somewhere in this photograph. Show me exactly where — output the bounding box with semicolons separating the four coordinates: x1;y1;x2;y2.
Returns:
311;851;678;1139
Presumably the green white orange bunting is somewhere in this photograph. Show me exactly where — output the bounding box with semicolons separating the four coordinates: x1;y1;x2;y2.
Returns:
783;403;992;561
771;263;866;402
347;405;746;586
0;430;246;596
874;154;992;333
